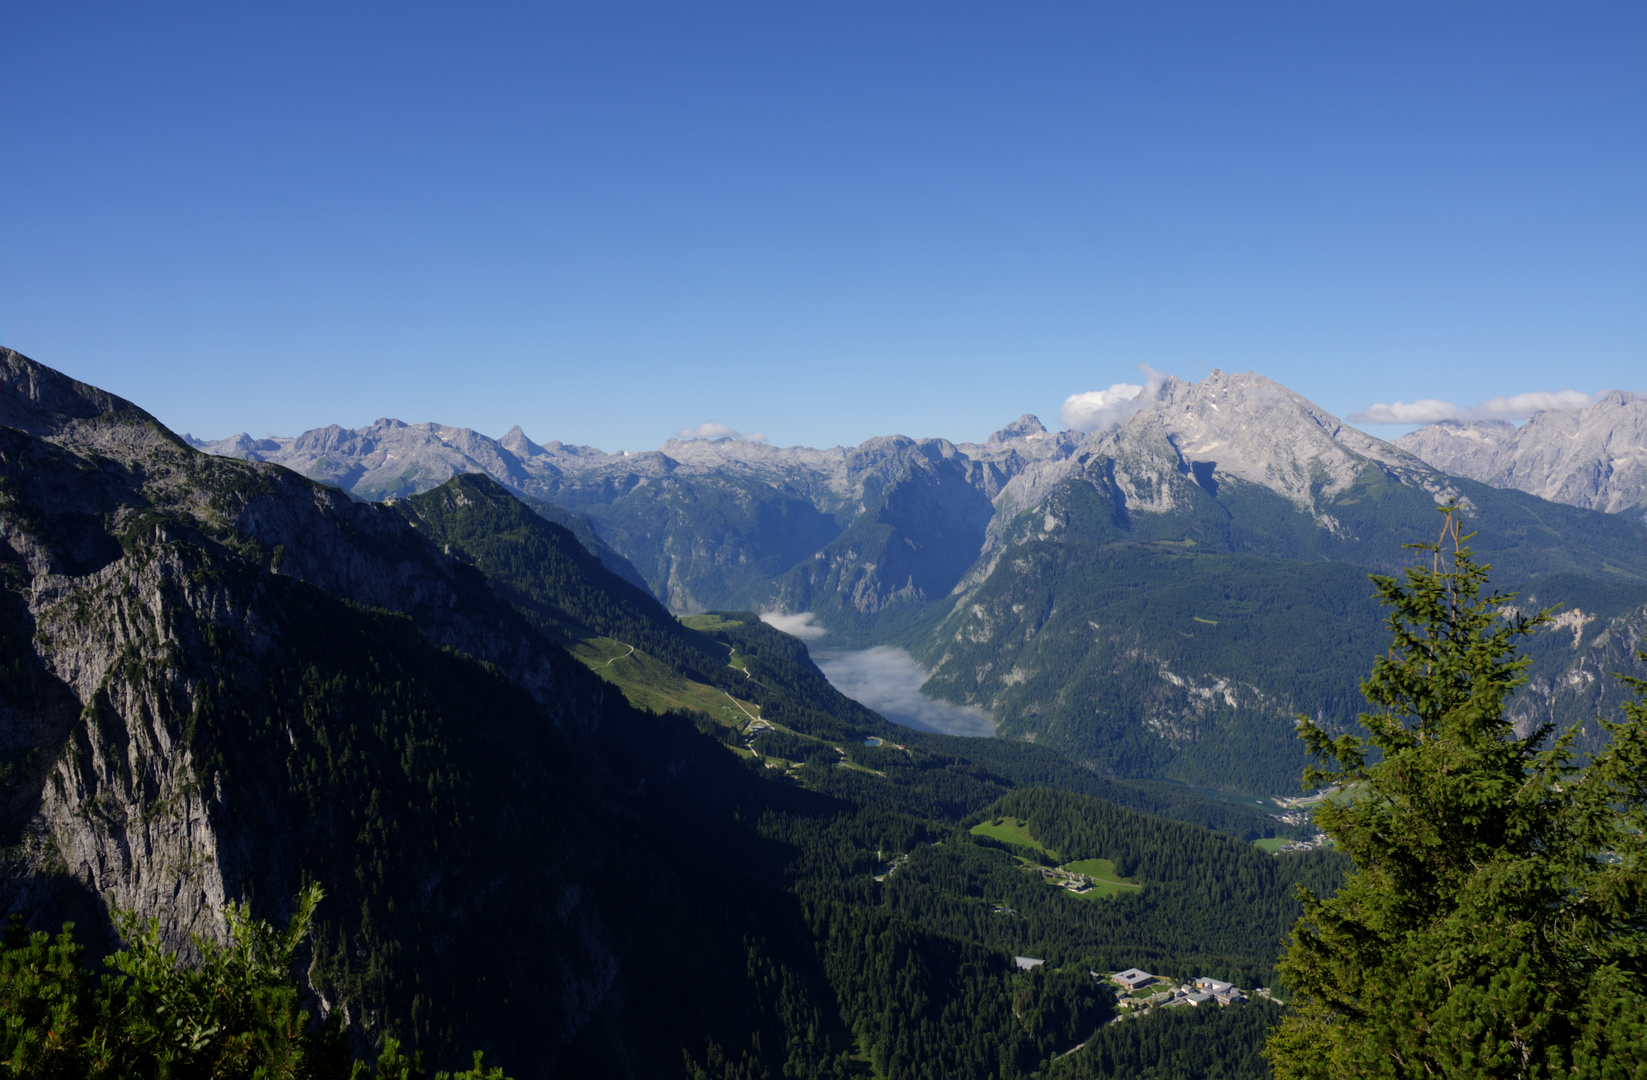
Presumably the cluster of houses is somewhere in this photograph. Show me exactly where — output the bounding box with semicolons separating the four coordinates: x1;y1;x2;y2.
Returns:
1034;865;1096;894
1268;788;1338;847
1106;968;1249;1011
743;718;800;775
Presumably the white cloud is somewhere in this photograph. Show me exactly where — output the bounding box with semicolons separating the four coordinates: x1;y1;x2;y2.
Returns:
760;611;827;640
674;420;767;442
1350;389;1601;425
1059;366;1168;432
1471;390;1598;419
1348;398;1461;424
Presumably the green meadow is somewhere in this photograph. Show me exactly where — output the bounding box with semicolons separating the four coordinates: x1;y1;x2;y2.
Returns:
969;817;1057;860
1059;858;1142;899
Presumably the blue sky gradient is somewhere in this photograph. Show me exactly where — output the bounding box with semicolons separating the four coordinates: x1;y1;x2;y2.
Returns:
4;3;1642;450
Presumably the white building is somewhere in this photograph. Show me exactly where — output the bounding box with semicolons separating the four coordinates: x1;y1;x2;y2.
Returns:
1111;968;1156;990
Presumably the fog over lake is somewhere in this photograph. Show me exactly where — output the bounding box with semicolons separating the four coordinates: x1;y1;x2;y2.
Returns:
809;646;995;738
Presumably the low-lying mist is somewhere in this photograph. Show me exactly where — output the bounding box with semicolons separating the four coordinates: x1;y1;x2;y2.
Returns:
810;645;995;738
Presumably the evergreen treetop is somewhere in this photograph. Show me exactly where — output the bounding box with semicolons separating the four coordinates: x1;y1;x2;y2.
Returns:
1267;507;1647;1078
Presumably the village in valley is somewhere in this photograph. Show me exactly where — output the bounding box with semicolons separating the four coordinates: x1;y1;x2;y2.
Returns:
1102;967;1273;1016
1009;958;1267;1023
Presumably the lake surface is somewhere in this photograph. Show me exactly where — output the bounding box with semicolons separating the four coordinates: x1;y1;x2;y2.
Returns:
810;646;995;738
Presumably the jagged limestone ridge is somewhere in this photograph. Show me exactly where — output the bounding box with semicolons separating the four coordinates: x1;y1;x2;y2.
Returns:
1396;390;1647;516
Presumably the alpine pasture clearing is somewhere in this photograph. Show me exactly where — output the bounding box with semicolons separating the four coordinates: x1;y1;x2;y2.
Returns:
1059;858;1142;899
970;817;1057;860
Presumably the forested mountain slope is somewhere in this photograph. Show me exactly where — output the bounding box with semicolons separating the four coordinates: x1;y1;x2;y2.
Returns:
910;488;1645;793
388;471;1307;844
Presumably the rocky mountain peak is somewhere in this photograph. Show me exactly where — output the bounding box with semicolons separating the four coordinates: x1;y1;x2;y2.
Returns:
1121;369;1420;512
986;414;1049;445
291;424;362;453
500;424;545;458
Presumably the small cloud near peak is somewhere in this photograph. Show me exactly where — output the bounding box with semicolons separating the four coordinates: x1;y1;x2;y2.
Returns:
1348;398;1460;424
1059;365;1167;432
674;421;767;443
1350;389;1600;425
1472;390;1599;419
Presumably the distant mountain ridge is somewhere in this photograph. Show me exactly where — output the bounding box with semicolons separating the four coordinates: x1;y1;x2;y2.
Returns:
1395;390;1647;517
189;409;1077;615
189;370;1478;618
187;369;1647;795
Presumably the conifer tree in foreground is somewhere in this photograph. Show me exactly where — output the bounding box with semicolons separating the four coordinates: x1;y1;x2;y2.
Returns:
1266;508;1647;1079
0;883;508;1079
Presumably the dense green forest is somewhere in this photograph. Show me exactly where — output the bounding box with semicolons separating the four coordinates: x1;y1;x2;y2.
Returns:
916;526;1646;794
548;607;1349;1077
1050;999;1287;1080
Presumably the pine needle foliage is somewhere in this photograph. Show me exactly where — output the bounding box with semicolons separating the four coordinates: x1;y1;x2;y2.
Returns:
0;885;509;1080
1266;507;1647;1078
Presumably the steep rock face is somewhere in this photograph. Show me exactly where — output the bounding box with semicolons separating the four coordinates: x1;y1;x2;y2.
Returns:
981;372;1446;555
1396;391;1647;516
1144;371;1428;513
0;348;622;1026
0;348;837;1075
979;372;1475;583
762;445;997;639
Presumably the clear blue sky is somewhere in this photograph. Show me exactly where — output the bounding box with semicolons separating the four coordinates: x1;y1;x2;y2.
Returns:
4;2;1642;450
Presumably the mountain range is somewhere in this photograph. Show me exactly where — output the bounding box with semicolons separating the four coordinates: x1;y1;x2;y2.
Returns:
192;369;1647;795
